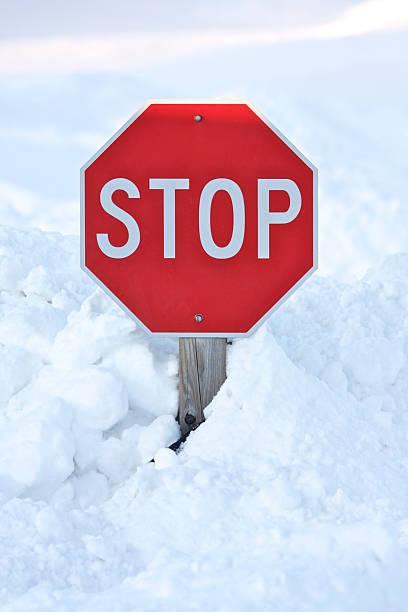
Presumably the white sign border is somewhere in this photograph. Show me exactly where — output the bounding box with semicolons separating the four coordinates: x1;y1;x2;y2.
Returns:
80;99;318;338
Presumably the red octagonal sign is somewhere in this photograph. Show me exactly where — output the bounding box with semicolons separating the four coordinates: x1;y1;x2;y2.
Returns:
81;100;317;337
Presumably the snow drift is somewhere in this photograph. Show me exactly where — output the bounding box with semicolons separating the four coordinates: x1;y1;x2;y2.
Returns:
1;225;408;609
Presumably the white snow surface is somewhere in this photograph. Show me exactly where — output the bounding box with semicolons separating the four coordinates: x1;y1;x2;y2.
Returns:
1;225;408;609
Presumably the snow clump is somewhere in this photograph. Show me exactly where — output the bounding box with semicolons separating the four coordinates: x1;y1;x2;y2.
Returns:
0;226;179;505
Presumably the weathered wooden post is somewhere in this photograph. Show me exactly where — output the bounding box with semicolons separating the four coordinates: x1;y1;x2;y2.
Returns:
179;338;227;435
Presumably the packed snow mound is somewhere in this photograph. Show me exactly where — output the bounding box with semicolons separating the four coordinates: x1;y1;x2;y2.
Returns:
0;225;179;505
1;225;408;609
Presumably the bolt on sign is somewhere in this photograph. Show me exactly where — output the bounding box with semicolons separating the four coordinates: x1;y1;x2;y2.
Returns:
81;100;317;336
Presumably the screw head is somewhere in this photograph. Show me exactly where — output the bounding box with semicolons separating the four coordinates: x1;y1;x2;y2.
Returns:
193;114;203;122
195;314;203;322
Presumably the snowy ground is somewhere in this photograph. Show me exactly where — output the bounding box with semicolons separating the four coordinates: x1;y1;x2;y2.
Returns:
2;226;408;610
1;1;408;609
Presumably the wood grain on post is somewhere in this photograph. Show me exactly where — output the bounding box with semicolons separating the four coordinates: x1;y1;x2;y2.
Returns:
179;338;227;436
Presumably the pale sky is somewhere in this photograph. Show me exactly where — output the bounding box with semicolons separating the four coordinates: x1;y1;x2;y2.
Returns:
0;0;407;75
0;0;356;39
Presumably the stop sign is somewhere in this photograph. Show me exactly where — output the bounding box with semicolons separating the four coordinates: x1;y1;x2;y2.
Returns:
81;100;317;337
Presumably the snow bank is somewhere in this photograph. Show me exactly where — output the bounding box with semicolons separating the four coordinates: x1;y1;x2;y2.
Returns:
1;224;408;609
0;226;179;505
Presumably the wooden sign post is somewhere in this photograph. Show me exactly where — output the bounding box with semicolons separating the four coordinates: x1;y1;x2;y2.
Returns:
179;338;226;435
